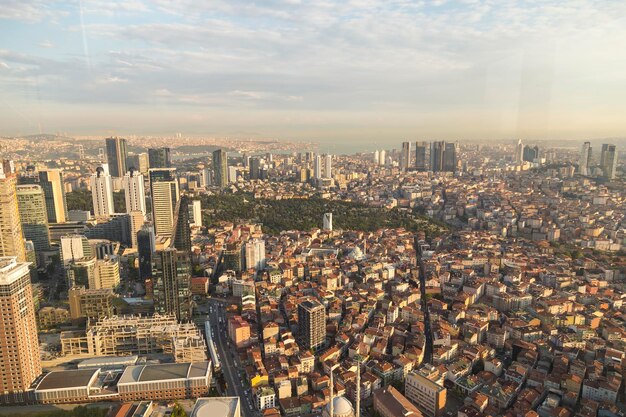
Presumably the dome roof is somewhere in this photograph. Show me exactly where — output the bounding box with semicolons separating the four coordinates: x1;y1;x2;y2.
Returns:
326;396;354;416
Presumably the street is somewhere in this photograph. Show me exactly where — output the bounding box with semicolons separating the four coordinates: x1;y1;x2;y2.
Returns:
207;298;258;417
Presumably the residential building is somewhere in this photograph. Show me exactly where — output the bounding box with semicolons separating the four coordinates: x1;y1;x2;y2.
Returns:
0;257;42;404
91;167;115;218
298;300;326;352
0;164;27;262
122;168;146;215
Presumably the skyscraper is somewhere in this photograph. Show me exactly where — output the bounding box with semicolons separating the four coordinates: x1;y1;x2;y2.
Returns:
379;150;386;166
323;154;333;179
0;163;26;263
600;144;618;180
314;155;322;180
250;157;262;180
90;166;115;218
105;137;128;178
400;142;411;171
415;141;428;171
137;225;155;280
122;168;146;215
298;299;326;352
212;149;228;188
523;145;539;162
153;248;191;321
443;142;458;172
148;147;172;169
149;168;179;237
430;141;445;172
38;169;68;223
579;142;592;176
16;184;51;261
173;196;191;253
0;257;42;404
514;139;524;164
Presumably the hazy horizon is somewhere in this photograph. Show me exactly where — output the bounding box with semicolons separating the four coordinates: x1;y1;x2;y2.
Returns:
1;1;626;141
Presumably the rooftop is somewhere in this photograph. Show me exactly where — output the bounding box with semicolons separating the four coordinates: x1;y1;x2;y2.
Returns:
191;397;241;417
118;361;210;385
36;369;99;391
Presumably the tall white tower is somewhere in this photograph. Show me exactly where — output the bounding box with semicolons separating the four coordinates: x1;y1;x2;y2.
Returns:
122;168;146;215
379;150;386;166
90;166;115;217
314;155;322;180
373;150;379;165
323;213;333;231
323;154;333;179
191;200;202;227
579;141;591;176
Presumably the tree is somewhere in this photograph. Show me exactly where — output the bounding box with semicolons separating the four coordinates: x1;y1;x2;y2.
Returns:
171;403;188;417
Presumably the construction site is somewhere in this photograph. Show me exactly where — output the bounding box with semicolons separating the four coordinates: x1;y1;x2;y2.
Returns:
60;314;207;363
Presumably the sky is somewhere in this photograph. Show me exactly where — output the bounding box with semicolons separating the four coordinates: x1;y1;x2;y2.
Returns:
1;0;626;143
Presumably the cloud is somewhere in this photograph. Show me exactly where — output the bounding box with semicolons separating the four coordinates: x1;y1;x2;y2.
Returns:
39;40;55;48
1;0;626;139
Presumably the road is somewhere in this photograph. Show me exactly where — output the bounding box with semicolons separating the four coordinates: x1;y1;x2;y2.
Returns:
207;298;258;417
415;234;434;364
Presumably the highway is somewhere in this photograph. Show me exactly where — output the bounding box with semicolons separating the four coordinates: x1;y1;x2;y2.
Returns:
207;298;258;417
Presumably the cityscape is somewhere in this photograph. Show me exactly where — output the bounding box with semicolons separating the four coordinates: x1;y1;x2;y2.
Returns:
1;1;626;417
0;134;624;417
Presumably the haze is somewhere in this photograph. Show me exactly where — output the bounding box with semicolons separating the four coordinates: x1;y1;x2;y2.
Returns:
1;0;625;142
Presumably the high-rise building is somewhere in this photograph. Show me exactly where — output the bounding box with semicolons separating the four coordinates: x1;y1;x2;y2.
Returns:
0;164;27;262
223;242;243;272
191;200;202;227
400;142;411;171
374;150;379;165
148;147;172;169
323;212;333;231
90;167;115;218
153;248;191;321
173;196;191;253
443;142;458;172
323;154;333;179
92;255;120;290
0;257;42;404
212;149;228;188
430;142;445;172
149;168;179;237
579;142;592;176
298;299;326;352
244;239;266;271
314;155;322;180
415;141;428;171
379;150;386;166
137;152;150;174
38;169;68;223
523;145;539;163
514;139;524;164
122;168;146;215
129;211;145;249
249;158;262;180
405;366;447;417
105;137;128;178
66;256;96;289
137;225;155;280
16;184;51;260
600;144;618;180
